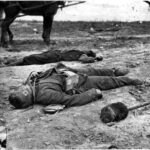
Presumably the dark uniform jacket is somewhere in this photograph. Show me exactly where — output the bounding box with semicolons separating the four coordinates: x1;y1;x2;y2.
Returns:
21;50;96;65
33;68;99;107
30;66;142;108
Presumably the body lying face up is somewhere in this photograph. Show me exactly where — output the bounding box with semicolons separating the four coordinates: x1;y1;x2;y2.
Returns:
8;63;143;109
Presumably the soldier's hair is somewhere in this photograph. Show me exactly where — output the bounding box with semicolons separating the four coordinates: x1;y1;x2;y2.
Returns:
8;93;23;109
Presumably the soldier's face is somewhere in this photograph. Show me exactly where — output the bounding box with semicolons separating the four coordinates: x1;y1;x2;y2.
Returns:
9;84;33;109
18;84;32;97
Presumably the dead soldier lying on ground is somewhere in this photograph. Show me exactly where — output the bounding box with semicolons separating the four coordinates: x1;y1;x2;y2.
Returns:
4;49;103;66
8;63;143;112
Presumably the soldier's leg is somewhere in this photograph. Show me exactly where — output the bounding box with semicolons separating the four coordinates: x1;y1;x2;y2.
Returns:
22;50;61;65
56;63;129;76
66;67;115;76
81;76;143;91
70;67;128;77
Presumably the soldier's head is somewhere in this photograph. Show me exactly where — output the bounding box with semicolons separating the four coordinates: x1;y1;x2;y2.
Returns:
9;84;33;109
85;50;96;57
79;54;95;63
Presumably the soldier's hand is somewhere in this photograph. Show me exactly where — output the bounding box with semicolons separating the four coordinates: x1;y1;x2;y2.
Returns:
87;88;103;99
95;89;103;99
30;72;38;80
95;89;102;94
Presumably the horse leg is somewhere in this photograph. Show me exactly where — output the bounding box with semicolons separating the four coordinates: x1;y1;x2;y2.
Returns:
1;5;19;47
0;20;9;47
42;15;54;45
1;16;17;47
7;27;13;44
1;18;16;47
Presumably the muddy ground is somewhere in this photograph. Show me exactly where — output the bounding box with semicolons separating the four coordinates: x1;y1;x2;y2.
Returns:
1;21;150;149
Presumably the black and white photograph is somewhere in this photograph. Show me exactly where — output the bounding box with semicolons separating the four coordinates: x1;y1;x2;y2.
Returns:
1;0;150;149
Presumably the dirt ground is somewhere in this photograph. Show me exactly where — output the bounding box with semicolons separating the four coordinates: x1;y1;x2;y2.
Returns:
1;21;150;149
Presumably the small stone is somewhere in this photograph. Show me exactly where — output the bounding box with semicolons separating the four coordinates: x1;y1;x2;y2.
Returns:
0;133;6;142
146;134;150;138
27;118;30;123
44;141;50;146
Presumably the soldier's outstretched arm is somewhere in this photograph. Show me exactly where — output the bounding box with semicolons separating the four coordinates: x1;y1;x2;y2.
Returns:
36;88;102;108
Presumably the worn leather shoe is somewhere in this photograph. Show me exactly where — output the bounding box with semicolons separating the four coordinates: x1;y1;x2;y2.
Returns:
131;78;143;85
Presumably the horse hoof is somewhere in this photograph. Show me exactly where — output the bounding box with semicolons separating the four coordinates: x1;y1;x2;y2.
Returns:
50;40;56;45
9;40;14;44
46;42;50;46
0;43;8;48
44;39;56;46
5;45;17;51
44;39;50;45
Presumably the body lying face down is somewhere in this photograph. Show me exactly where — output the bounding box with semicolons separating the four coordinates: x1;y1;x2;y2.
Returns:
8;63;143;109
4;50;103;66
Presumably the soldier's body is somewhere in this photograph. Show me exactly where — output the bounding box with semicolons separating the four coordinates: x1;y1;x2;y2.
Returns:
9;63;142;109
5;50;103;66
